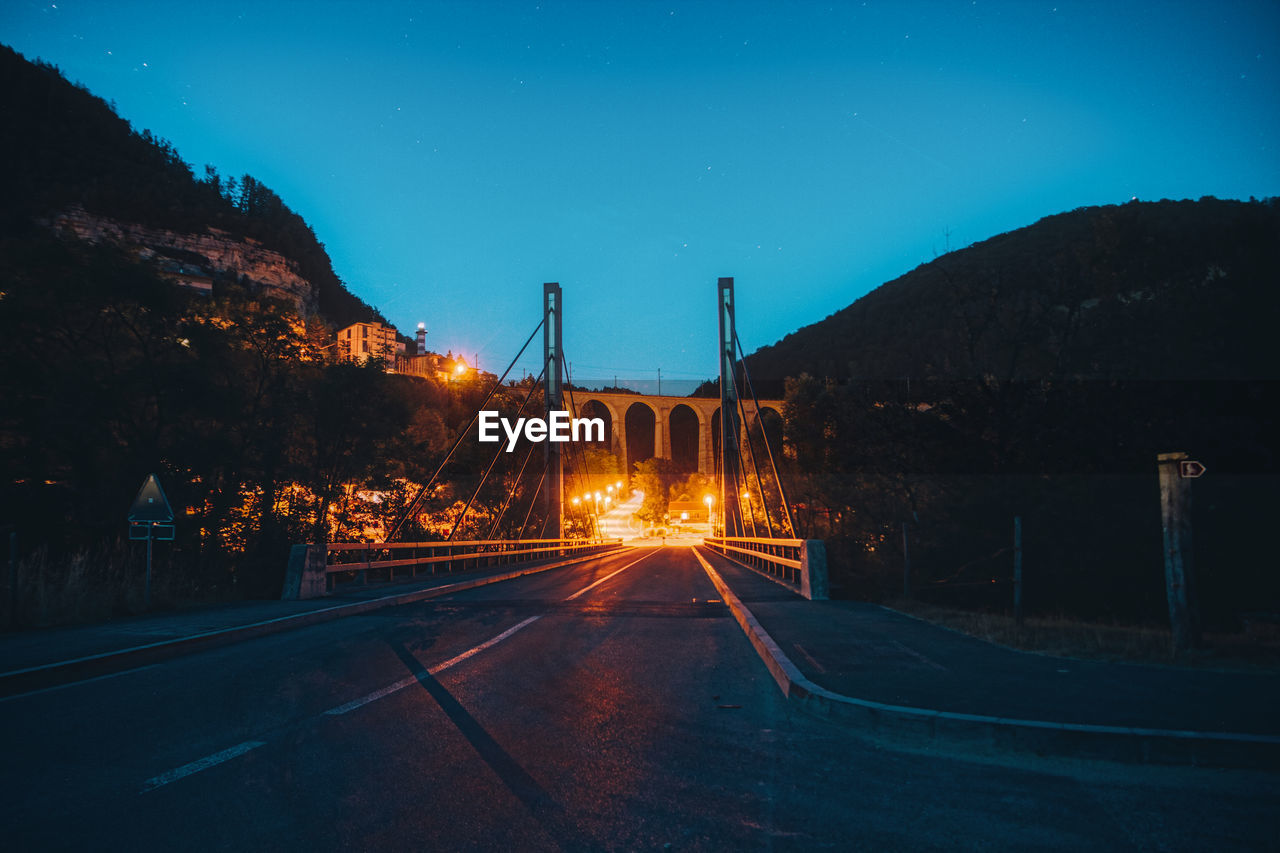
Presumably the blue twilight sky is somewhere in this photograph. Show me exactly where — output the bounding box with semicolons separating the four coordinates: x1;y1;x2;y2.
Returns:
3;1;1278;391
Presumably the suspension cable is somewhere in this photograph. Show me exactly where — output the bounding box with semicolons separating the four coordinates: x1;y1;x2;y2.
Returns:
561;354;601;540
484;439;539;541
734;329;796;536
518;459;549;538
446;366;545;541
386;318;545;541
724;378;752;537
734;376;775;537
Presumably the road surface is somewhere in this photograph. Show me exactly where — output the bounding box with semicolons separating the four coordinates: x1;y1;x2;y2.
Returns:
1;547;1275;850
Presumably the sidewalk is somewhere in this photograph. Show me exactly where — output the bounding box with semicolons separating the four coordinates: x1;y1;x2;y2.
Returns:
696;546;1280;767
0;552;615;697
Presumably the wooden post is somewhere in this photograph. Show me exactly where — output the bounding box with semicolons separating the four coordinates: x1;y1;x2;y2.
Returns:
1158;452;1200;655
902;521;912;599
1013;515;1023;626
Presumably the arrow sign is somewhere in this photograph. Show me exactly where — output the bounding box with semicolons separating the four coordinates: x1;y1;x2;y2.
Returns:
128;473;174;523
1178;460;1207;479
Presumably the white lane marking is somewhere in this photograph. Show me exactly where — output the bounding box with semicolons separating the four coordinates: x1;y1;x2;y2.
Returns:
0;664;163;706
325;614;544;716
138;549;646;791
563;549;656;600
141;740;266;793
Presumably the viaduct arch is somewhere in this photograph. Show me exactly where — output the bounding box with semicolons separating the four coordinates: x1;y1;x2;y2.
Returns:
571;391;784;476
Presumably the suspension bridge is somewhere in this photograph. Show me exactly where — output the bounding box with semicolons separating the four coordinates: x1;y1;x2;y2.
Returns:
282;277;829;602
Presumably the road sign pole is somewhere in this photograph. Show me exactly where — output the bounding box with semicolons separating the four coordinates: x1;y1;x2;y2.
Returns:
128;474;174;611
1158;452;1200;656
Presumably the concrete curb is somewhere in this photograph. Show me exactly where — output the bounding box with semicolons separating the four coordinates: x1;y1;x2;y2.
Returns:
692;547;1280;770
0;546;627;699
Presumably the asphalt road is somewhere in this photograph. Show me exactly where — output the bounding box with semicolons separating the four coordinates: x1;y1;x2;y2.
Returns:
1;547;1276;851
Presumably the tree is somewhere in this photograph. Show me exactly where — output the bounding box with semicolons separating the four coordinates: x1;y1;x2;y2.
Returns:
632;458;677;525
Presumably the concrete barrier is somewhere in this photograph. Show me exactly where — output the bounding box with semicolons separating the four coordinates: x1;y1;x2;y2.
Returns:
692;546;1280;770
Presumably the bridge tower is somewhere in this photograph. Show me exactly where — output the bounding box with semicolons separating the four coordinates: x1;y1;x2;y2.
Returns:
544;282;563;539
718;277;745;537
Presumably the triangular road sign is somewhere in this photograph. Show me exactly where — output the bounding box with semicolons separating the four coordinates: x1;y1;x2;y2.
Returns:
128;473;174;523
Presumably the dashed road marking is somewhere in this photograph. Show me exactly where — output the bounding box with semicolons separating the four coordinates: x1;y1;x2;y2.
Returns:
140;549;656;792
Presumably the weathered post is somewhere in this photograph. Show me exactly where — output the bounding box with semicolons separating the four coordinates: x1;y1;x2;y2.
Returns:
800;539;829;601
544;283;563;542
1013;515;1023;626
718;277;743;537
1157;452;1201;655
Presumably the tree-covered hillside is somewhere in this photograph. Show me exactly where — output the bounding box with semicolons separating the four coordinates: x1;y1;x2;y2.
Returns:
746;199;1280;385
0;43;382;329
734;198;1280;629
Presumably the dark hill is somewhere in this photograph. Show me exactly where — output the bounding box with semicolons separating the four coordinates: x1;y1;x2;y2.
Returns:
0;43;381;328
745;199;1280;384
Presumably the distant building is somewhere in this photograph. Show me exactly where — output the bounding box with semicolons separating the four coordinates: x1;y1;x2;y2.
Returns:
668;500;709;523
338;321;398;364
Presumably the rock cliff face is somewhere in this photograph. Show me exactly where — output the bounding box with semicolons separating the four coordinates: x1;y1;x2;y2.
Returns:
46;206;319;316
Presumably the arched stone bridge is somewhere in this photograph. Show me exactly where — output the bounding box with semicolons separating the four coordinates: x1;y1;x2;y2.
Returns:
568;391;784;475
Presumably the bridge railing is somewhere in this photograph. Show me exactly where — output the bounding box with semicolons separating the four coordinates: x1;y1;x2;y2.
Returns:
283;537;624;599
702;536;828;600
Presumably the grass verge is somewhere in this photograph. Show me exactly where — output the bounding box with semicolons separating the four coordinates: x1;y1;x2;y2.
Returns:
884;599;1280;671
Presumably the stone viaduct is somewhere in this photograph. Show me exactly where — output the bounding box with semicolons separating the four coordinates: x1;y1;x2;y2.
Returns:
567;391;785;476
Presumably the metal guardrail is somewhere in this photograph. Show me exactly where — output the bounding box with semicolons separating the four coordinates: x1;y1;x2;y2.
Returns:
318;538;623;592
703;536;828;600
282;537;624;599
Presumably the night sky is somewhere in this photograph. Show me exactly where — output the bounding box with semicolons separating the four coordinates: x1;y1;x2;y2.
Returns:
3;1;1278;391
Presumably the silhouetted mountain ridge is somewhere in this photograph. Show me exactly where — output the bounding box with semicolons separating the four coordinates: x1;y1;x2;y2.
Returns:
745;198;1280;383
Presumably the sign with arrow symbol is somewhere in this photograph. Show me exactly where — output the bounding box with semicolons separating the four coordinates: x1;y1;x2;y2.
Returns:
1178;460;1207;479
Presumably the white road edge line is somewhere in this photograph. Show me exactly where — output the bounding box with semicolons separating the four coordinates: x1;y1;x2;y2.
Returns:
563;549;656;600
325;613;545;716
140;548;650;792
141;740;266;793
326;549;655;717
